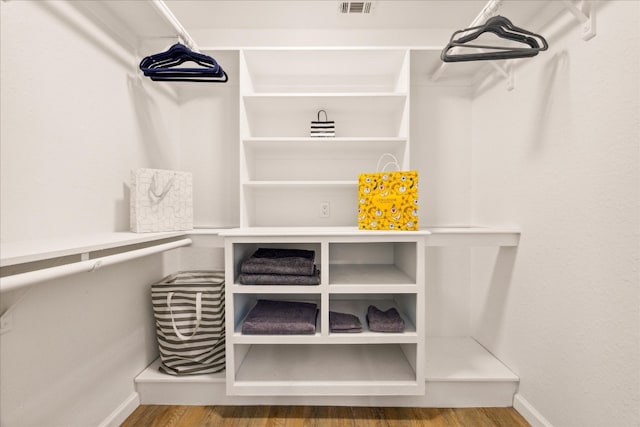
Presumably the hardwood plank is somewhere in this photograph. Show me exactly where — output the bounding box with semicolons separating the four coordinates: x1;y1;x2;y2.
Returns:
478;407;531;427
177;405;219;427
121;405;531;427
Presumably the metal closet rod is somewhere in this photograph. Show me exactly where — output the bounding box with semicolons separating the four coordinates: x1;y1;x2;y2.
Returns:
431;0;504;81
0;238;192;293
150;0;199;52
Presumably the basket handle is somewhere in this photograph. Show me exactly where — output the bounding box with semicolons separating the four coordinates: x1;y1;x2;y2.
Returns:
167;291;202;341
376;153;401;172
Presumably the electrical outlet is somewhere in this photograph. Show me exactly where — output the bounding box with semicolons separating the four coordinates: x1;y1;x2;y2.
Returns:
320;201;330;218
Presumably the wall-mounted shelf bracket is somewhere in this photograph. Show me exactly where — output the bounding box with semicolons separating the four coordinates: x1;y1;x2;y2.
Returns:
489;61;514;91
562;0;596;41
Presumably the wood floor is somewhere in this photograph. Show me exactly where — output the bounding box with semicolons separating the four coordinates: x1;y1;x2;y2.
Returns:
121;405;531;427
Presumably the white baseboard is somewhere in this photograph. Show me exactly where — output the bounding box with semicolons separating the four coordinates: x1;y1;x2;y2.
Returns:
98;392;140;427
513;393;554;427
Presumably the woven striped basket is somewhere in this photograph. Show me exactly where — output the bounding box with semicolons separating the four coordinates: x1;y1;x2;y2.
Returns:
151;271;225;375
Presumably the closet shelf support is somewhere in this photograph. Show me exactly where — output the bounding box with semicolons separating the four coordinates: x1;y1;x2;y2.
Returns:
489;61;514;91
562;0;596;41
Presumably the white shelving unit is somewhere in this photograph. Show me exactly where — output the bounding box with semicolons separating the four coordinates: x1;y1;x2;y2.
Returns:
239;49;411;228
222;228;427;396
132;226;521;405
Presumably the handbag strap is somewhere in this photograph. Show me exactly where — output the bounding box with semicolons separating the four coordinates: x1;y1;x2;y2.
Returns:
149;172;175;204
317;109;328;122
376;153;401;172
167;291;202;341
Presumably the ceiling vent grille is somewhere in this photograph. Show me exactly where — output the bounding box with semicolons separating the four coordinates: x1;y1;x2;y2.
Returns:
339;1;374;14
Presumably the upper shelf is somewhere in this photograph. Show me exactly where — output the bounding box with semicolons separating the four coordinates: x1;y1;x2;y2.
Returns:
241;49;410;94
243;94;408;138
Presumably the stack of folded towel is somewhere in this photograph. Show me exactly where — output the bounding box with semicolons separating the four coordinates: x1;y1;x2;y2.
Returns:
329;311;362;333
366;305;405;333
242;299;318;335
238;248;320;286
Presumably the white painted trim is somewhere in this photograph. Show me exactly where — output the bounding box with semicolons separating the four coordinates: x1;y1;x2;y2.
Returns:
98;392;140;427
513;393;554;427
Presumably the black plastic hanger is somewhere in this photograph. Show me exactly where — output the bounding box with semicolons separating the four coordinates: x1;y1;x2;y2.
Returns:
441;16;548;63
139;43;228;83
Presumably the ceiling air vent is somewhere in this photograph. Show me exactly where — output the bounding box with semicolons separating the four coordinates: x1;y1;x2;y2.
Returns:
339;1;374;14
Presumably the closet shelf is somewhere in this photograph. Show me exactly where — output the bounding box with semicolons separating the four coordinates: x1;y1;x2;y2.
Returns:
243;92;408;98
243;137;407;146
218;227;431;238
329;264;415;286
426;337;518;382
244;137;407;142
232;344;419;396
0;225;519;269
242;93;407;115
230;284;321;294
232;332;418;345
243;180;357;188
135;336;518;405
0;231;186;268
424;226;520;247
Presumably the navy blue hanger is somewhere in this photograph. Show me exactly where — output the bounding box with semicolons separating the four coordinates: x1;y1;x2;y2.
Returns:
441;16;548;63
139;43;228;83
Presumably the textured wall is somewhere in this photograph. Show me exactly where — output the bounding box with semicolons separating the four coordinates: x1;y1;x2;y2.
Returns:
470;2;640;426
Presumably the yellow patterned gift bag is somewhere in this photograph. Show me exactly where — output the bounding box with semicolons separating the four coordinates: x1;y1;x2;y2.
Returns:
358;153;418;231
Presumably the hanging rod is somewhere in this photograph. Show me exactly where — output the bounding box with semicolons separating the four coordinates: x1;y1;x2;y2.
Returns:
0;238;192;293
149;0;199;51
431;0;504;81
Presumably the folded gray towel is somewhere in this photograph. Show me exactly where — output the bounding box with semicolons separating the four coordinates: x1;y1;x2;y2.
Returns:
242;299;318;335
238;269;320;286
240;248;316;276
329;311;362;333
366;305;405;333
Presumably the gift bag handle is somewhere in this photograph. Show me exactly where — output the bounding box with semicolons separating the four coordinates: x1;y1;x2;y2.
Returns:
167;291;202;341
376;153;401;172
149;172;175;204
317;109;328;122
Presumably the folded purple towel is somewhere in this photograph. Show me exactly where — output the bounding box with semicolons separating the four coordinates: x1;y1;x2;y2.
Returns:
366;305;405;333
240;248;316;276
329;311;362;333
242;299;318;335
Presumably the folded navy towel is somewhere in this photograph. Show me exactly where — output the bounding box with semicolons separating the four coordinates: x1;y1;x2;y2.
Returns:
238;269;320;286
242;299;318;335
329;311;362;333
240;248;316;276
366;305;405;333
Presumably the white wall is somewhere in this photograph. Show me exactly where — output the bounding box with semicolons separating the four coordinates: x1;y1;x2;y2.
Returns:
0;257;165;427
0;1;181;242
0;1;182;426
410;66;475;336
469;2;639;426
178;50;240;228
